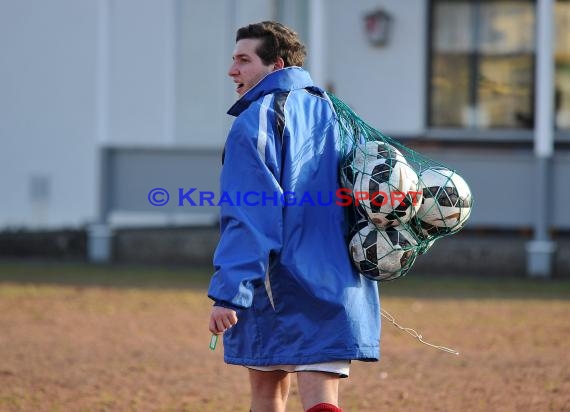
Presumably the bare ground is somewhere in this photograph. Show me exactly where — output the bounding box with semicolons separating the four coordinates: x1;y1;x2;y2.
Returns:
0;266;569;412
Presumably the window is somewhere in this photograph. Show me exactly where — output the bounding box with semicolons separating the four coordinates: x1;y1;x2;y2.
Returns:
429;0;535;129
555;0;570;129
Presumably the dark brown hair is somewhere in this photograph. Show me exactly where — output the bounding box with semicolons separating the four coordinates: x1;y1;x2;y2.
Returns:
236;21;306;67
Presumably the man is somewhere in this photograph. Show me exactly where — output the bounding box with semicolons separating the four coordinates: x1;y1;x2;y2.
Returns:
208;21;380;412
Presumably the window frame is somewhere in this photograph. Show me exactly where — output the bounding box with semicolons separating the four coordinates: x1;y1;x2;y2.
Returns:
425;0;570;142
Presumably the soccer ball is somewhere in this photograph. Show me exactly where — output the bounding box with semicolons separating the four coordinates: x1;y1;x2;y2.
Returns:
416;167;473;237
340;141;404;191
354;156;422;227
407;217;437;254
348;221;419;281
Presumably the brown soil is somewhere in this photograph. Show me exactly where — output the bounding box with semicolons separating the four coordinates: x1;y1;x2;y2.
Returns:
0;283;569;411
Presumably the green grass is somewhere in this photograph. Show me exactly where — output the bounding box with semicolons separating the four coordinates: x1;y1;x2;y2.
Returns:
380;273;570;300
0;260;568;300
0;261;211;289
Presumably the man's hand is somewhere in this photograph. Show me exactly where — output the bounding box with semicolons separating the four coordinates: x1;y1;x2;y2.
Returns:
209;306;238;335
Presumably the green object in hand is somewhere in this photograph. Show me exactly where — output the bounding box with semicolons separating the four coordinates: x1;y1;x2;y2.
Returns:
209;334;218;351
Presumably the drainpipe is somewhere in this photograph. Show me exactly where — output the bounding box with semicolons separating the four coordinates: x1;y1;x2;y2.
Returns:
308;0;325;87
88;0;112;263
526;0;556;277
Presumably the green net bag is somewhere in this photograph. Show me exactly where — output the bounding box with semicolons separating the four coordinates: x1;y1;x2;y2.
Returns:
330;94;474;281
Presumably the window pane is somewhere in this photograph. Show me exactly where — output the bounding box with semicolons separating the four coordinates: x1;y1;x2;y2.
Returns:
556;0;570;129
433;2;474;53
430;1;474;127
478;55;534;128
478;2;534;55
477;2;534;128
429;0;535;130
431;54;471;127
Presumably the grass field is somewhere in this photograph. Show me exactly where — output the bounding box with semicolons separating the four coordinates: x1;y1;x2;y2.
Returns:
0;261;569;412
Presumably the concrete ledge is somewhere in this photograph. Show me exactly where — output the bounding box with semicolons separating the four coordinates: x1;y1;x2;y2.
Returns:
113;226;219;265
0;229;86;260
1;228;568;278
413;231;569;278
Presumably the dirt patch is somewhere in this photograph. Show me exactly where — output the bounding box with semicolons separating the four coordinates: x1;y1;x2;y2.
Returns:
0;283;569;411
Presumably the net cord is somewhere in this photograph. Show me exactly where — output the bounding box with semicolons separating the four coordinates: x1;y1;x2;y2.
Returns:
381;308;459;356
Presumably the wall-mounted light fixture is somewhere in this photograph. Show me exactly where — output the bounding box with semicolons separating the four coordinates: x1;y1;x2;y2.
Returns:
364;9;393;47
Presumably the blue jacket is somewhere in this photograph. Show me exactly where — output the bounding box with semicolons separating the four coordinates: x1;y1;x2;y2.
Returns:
208;67;380;366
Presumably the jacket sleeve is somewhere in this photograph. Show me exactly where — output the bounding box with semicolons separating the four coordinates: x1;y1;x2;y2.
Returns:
207;106;283;309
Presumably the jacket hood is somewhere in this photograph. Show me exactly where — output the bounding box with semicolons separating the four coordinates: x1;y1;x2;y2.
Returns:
227;67;317;117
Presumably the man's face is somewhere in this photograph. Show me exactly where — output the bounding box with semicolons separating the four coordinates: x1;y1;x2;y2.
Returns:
228;38;276;97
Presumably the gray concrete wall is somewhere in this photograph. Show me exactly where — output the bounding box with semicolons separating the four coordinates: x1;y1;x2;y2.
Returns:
1;227;568;278
99;146;570;230
110;228;570;278
408;145;570;229
110;227;570;278
0;229;86;260
113;226;218;265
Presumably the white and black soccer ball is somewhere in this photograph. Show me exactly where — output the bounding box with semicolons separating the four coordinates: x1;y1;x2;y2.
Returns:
348;221;419;281
340;141;404;191
407;217;437;254
354;156;422;228
416;167;473;237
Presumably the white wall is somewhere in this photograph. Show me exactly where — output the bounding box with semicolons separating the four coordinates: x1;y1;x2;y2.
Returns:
326;0;427;136
0;0;99;229
0;0;429;229
0;0;282;229
176;0;276;147
107;0;176;145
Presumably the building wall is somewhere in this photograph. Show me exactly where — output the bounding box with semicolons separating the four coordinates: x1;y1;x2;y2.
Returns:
326;0;427;136
0;1;430;230
0;0;566;236
0;0;100;229
0;0;277;229
175;0;276;148
106;0;176;145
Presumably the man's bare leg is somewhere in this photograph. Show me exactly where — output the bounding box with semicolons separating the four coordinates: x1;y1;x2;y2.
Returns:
249;369;291;412
297;371;340;411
